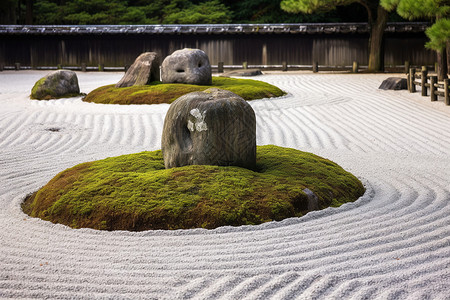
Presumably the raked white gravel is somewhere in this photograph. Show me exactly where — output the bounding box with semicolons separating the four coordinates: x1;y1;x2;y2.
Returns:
0;71;449;299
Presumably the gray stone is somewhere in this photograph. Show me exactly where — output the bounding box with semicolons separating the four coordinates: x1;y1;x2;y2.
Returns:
222;69;263;77
31;70;80;100
303;188;319;211
161;48;212;85
161;88;256;169
379;77;407;90
116;52;160;88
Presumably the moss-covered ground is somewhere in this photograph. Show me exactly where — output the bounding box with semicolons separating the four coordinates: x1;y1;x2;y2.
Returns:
83;77;286;105
22;145;365;231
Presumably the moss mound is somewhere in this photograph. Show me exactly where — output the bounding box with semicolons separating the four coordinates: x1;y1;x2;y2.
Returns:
23;145;365;231
83;77;286;105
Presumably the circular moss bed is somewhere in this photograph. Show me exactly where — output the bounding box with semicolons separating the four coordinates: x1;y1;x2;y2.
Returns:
22;145;365;231
83;77;286;105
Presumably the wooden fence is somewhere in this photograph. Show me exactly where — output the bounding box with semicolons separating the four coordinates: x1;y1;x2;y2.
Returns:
408;67;450;105
1;60;426;74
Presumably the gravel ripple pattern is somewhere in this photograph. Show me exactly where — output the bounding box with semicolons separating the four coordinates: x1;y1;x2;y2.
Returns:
0;71;449;299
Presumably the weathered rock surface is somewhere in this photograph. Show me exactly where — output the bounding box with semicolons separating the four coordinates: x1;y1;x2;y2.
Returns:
161;48;212;85
116;52;160;88
379;77;407;90
222;69;263;77
162;88;256;169
31;70;81;100
303;188;319;211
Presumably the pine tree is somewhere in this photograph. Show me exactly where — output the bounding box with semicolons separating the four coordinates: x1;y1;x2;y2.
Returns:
381;0;449;79
281;0;389;72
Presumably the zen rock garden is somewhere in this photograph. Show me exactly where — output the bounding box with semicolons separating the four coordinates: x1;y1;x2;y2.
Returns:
24;49;365;231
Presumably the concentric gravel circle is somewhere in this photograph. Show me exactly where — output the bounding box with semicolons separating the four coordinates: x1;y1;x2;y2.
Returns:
1;71;449;299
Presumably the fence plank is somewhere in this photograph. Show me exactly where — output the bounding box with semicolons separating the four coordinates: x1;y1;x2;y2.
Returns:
445;79;449;106
430;76;437;101
421;66;428;96
409;68;416;92
312;61;318;73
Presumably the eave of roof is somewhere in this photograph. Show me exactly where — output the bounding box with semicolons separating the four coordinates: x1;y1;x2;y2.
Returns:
0;23;429;36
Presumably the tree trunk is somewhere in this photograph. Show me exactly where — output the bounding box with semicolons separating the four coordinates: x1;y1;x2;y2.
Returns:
367;5;388;72
25;0;33;25
0;1;18;24
446;41;450;79
434;15;448;81
436;49;448;81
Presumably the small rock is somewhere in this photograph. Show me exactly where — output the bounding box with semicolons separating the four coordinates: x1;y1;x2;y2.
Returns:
31;70;80;100
303;188;319;211
161;48;212;85
222;69;263;77
116;52;160;88
379;77;407;90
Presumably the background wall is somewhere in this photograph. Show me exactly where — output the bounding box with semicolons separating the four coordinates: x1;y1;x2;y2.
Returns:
0;25;436;69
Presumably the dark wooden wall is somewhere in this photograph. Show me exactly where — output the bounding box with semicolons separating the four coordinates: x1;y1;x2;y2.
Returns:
0;32;436;68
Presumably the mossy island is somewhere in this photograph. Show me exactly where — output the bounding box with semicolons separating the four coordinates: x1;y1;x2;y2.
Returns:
22;145;365;231
83;77;286;105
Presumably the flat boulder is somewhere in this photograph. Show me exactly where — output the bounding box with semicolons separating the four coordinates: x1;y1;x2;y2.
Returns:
222;69;263;77
116;52;160;88
31;70;81;100
161;48;212;85
161;88;256;170
379;77;407;90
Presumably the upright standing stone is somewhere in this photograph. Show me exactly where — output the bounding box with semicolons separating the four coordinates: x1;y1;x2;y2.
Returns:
161;88;256;170
116;52;161;88
161;48;212;85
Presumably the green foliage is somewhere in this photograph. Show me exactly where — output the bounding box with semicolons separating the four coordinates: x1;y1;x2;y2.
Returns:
224;0;341;23
163;0;232;24
22;145;365;231
381;0;449;51
426;18;450;51
32;0;232;25
280;0;356;14
82;77;286;105
381;0;449;19
398;0;449;19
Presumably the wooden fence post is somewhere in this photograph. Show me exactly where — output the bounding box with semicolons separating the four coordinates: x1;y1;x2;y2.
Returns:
404;61;410;74
312;61;318;73
430;76;437;101
445;79;449;106
218;62;224;73
242;62;248;69
282;61;288;72
15;63;20;71
409;68;416;92
407;73;411;91
352;61;359;73
421;66;428;96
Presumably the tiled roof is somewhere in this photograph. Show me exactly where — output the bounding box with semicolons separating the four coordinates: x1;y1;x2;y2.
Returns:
0;23;429;35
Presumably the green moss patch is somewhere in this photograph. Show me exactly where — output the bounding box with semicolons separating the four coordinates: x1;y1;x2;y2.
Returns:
83;77;286;105
22;145;365;231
